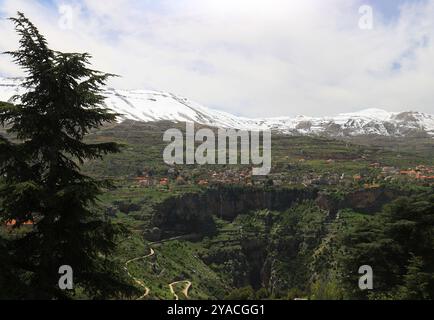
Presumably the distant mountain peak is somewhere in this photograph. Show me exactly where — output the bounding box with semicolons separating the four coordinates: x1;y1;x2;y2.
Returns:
0;77;433;137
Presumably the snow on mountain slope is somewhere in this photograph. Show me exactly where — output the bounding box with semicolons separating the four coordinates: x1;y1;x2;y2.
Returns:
1;77;433;137
103;87;256;130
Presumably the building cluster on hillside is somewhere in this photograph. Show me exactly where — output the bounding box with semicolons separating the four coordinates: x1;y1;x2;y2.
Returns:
134;175;173;187
130;162;434;191
208;169;253;185
350;163;434;185
132;167;268;189
399;165;434;180
360;164;434;184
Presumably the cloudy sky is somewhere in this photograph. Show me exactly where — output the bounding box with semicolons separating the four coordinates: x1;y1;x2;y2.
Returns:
0;0;433;117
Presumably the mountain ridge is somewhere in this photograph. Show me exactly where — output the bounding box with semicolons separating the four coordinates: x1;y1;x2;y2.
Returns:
1;77;433;137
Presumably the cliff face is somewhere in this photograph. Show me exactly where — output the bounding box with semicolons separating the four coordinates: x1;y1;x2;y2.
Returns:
147;185;409;291
150;187;318;239
150;186;403;240
315;187;401;217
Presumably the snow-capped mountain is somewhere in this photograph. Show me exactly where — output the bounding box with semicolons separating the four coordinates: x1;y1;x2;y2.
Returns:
1;77;433;137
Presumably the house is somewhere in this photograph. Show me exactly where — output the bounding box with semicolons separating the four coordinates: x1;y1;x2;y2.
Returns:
6;219;34;227
400;170;417;176
198;180;209;186
135;175;154;186
159;178;169;186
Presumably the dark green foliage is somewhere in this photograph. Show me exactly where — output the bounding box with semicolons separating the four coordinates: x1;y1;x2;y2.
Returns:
225;286;255;300
396;255;432;300
269;201;328;294
0;13;135;299
336;193;434;299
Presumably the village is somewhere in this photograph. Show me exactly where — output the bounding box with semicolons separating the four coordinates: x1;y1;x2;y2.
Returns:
5;161;433;228
129;161;434;192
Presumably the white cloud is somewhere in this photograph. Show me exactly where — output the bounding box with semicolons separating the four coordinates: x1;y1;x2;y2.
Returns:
0;0;433;117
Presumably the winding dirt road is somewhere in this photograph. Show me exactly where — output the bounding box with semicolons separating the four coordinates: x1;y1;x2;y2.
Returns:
124;248;155;300
125;236;195;300
169;280;192;300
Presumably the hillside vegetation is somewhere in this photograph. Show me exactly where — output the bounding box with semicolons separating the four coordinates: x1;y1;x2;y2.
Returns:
75;120;433;300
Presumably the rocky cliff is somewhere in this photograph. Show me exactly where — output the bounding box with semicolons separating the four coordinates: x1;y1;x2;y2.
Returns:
150;186;318;239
